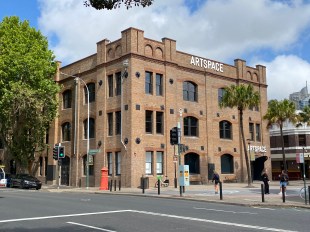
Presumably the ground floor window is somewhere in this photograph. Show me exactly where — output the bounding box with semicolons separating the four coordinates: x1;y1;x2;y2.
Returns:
145;151;153;175
83;155;94;176
107;152;112;176
115;152;121;175
184;153;200;174
221;154;234;174
156;151;163;174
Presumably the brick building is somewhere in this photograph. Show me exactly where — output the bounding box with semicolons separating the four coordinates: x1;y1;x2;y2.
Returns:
1;27;271;188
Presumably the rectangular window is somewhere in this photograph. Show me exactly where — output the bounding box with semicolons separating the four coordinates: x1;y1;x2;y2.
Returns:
156;73;163;96
299;134;306;146
145;151;153;175
156;151;163;174
249;123;254;141
108;74;113;97
115;151;121;175
255;124;261;142
145;110;153;133
156;111;164;134
115;111;121;135
107;152;113;176
145;71;153;94
108;113;113;136
283;135;289;147
115;72;122;96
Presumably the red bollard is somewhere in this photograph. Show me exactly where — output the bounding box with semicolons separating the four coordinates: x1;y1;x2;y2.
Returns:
99;167;109;190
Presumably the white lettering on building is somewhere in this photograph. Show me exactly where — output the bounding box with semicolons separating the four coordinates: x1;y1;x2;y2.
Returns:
190;56;224;73
248;145;267;153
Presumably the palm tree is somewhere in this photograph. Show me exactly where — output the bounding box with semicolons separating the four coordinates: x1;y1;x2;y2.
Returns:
220;84;260;187
263;99;297;173
297;105;310;126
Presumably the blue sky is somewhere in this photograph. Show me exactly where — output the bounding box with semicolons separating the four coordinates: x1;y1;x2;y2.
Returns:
1;0;310;100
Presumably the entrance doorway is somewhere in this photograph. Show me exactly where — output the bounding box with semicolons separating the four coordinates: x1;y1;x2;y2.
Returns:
253;156;268;180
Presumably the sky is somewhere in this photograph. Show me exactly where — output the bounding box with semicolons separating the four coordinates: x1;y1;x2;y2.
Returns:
1;0;310;100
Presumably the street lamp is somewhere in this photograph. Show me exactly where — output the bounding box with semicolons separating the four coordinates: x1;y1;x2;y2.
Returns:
302;147;308;204
60;72;90;189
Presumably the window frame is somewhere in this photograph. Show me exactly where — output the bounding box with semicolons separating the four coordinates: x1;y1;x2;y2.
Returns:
85;83;96;103
62;122;71;142
219;120;232;139
145;71;153;95
63;89;72;109
145;151;153;175
156;73;163;96
184;116;198;137
145;110;153;134
84;118;95;139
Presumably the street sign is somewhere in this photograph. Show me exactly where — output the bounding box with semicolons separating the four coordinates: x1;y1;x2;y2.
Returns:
89;149;101;155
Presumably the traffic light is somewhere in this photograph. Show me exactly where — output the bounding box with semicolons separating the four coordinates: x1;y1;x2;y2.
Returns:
53;146;59;160
170;127;179;145
58;146;65;158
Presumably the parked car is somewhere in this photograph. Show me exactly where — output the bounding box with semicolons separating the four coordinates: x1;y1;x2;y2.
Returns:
10;174;42;190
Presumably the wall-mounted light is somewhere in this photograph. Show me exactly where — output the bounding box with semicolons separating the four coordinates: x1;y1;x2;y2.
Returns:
123;59;129;78
98;140;102;147
169;78;174;84
124;138;128;145
135;72;140;78
136;138;141;144
98;80;103;86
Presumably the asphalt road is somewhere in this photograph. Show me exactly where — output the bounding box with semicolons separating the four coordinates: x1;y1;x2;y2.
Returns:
0;188;309;232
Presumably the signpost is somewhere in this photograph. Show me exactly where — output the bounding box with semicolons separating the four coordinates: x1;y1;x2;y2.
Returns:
89;149;101;155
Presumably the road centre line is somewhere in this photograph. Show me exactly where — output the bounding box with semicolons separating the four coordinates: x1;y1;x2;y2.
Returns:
67;222;116;232
194;207;258;214
131;210;297;232
0;210;131;223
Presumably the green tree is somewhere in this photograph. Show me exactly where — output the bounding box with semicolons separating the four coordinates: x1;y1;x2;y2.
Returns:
297;105;310;126
84;0;154;10
263;99;297;173
220;84;260;187
0;16;60;174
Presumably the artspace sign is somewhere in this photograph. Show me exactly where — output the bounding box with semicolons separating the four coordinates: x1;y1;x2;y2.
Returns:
190;56;224;73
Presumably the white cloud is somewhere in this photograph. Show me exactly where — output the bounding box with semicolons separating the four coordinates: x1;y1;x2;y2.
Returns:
258;55;310;100
36;0;310;100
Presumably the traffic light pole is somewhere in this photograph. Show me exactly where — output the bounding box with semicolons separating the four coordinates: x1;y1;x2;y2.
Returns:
57;143;61;189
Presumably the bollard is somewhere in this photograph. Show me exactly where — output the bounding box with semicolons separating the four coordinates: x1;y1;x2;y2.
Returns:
179;186;183;197
308;186;310;205
219;182;223;200
114;180;117;191
158;180;160;195
142;178;145;194
183;186;185;193
261;184;265;202
110;180;112;192
282;186;285;203
119;180;121;191
174;178;178;188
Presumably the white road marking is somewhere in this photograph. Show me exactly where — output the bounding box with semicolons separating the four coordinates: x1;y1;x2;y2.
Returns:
0;209;298;232
194;207;258;214
0;210;131;223
67;222;116;232
131;210;298;232
253;207;276;211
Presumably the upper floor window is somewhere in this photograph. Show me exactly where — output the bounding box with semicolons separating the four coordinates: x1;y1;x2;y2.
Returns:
249;123;254;141
108;74;113;97
145;110;153;133
284;135;289;147
183;81;197;102
62;122;71;141
219;120;232;139
256;124;261;142
145;71;153;94
156;112;164;134
218;88;226;105
299;134;306;147
115;111;121;135
115;72;122;96
83;118;95;139
184;116;198;136
108;113;113;136
63;90;72;109
84;83;95;103
156;74;163;96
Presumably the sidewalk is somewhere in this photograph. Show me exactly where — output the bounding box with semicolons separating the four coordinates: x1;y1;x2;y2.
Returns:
43;180;310;209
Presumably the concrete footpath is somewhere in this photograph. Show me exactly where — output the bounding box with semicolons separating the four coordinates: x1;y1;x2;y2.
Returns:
43;180;310;209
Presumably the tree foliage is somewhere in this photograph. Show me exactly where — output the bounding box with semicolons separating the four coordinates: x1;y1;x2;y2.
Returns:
263;99;297;173
220;84;260;187
84;0;154;10
0;16;60;173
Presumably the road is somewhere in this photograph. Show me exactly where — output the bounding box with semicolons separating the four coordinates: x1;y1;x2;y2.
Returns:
0;188;309;232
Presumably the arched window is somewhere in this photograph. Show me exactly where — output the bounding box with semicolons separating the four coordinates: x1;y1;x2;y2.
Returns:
184;116;198;136
221;154;234;174
62;90;72;109
84;83;95;103
183;81;197;102
219;120;232;139
184;153;200;174
84;118;95;139
62;122;71;141
218;88;226;105
83;155;94;176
